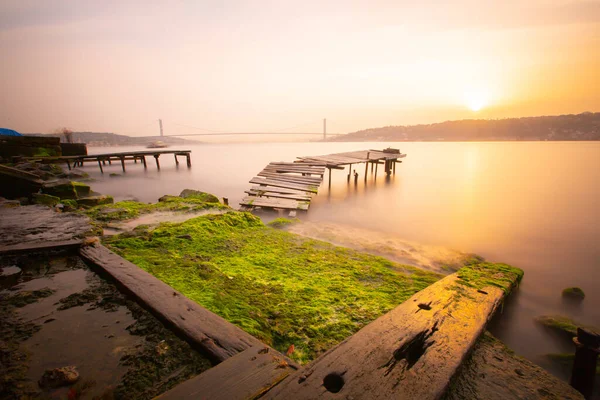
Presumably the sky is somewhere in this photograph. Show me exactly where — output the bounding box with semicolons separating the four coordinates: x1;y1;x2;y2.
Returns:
1;0;599;137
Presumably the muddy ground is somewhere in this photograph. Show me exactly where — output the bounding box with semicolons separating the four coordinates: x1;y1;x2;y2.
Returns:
0;251;211;400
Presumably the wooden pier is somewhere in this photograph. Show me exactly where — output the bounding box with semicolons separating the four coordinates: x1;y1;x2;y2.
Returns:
70;149;192;173
241;148;406;212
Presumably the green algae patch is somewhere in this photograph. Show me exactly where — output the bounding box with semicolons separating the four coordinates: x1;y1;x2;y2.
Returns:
103;211;442;364
562;287;585;301
178;189;220;203
455;262;523;294
86;197;229;223
267;217;300;229
534;315;598;341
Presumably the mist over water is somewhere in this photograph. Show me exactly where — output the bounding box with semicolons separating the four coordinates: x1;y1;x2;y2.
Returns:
85;141;600;376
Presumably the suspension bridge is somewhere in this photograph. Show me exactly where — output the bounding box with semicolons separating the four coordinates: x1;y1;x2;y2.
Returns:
134;118;344;140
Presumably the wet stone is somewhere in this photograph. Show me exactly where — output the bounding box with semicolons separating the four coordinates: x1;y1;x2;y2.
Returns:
38;366;80;388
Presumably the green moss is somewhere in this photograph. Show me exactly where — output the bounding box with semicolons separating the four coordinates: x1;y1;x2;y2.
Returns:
103;211;442;363
562;287;585;301
455;262;524;294
534;315;595;339
86;196;229;223
71;181;91;197
267;217;300;229
179;189;220;203
32;193;60;207
61;199;79;211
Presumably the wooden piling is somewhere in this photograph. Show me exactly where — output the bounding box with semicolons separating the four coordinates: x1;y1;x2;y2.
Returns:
570;327;600;399
120;156;126;172
97;159;103;174
154;154;160;170
142;156;147;169
174;154;179;165
186;154;192;167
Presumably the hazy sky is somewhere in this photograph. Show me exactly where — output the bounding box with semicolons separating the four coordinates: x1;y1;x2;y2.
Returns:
1;0;599;137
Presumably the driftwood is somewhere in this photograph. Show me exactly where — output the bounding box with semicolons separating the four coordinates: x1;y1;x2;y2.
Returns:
157;346;299;400
79;244;264;364
263;275;510;399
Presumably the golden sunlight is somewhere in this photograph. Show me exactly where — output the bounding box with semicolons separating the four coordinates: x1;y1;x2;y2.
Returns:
464;90;489;112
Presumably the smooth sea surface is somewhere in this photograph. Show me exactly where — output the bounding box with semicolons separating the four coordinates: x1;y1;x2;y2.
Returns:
85;141;600;377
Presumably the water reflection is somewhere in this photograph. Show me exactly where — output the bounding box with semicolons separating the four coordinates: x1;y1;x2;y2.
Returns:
84;141;600;380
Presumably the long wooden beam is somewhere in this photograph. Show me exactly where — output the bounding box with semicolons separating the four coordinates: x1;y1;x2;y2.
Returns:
79;244;264;364
263;274;514;399
157;346;298;400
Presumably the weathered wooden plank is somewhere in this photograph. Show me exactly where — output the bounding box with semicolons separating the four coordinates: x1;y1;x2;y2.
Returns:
248;186;314;196
263;274;511;400
246;190;312;202
0;239;83;255
157;346;299;400
79;244;264;364
240;196;309;211
257;172;323;184
263;167;325;175
267;162;325;170
259;170;323;180
249;178;318;193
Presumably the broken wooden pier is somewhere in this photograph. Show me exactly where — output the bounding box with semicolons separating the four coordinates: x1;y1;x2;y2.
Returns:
70;149;192;173
241;148;406;212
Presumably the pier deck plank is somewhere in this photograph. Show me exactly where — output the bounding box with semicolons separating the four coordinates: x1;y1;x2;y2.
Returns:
263;274;511;400
240;196;309;211
245;190;312;202
156;346;298;400
249;177;319;193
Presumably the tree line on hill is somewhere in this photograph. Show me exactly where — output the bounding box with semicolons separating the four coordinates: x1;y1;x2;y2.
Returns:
332;112;600;142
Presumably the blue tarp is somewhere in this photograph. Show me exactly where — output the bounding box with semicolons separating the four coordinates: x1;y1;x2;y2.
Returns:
0;128;22;136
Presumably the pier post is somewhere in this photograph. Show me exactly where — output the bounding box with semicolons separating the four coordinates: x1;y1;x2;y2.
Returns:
154;154;160;170
347;164;352;182
120;156;126;172
97;159;104;174
174;154;179;165
364;162;368;181
375;162;378;179
393;160;396;174
141;156;147;169
186;154;191;167
328;167;332;187
570;327;600;399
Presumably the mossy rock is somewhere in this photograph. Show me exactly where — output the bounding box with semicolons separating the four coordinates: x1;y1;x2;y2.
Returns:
32;193;61;207
267;217;300;229
61;199;79;211
42;180;77;199
42;180;90;199
77;195;114;208
179;189;220;203
533;315;597;341
562;287;585;302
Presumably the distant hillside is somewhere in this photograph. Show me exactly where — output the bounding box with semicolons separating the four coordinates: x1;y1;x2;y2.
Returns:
25;131;201;147
332;112;600;142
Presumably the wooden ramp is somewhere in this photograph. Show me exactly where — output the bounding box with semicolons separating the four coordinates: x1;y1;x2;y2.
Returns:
241;148;406;213
240;162;324;212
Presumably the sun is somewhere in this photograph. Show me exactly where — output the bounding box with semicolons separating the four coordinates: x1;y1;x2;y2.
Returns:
464;90;488;112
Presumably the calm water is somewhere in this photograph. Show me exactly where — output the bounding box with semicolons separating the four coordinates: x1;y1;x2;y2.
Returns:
86;141;600;374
